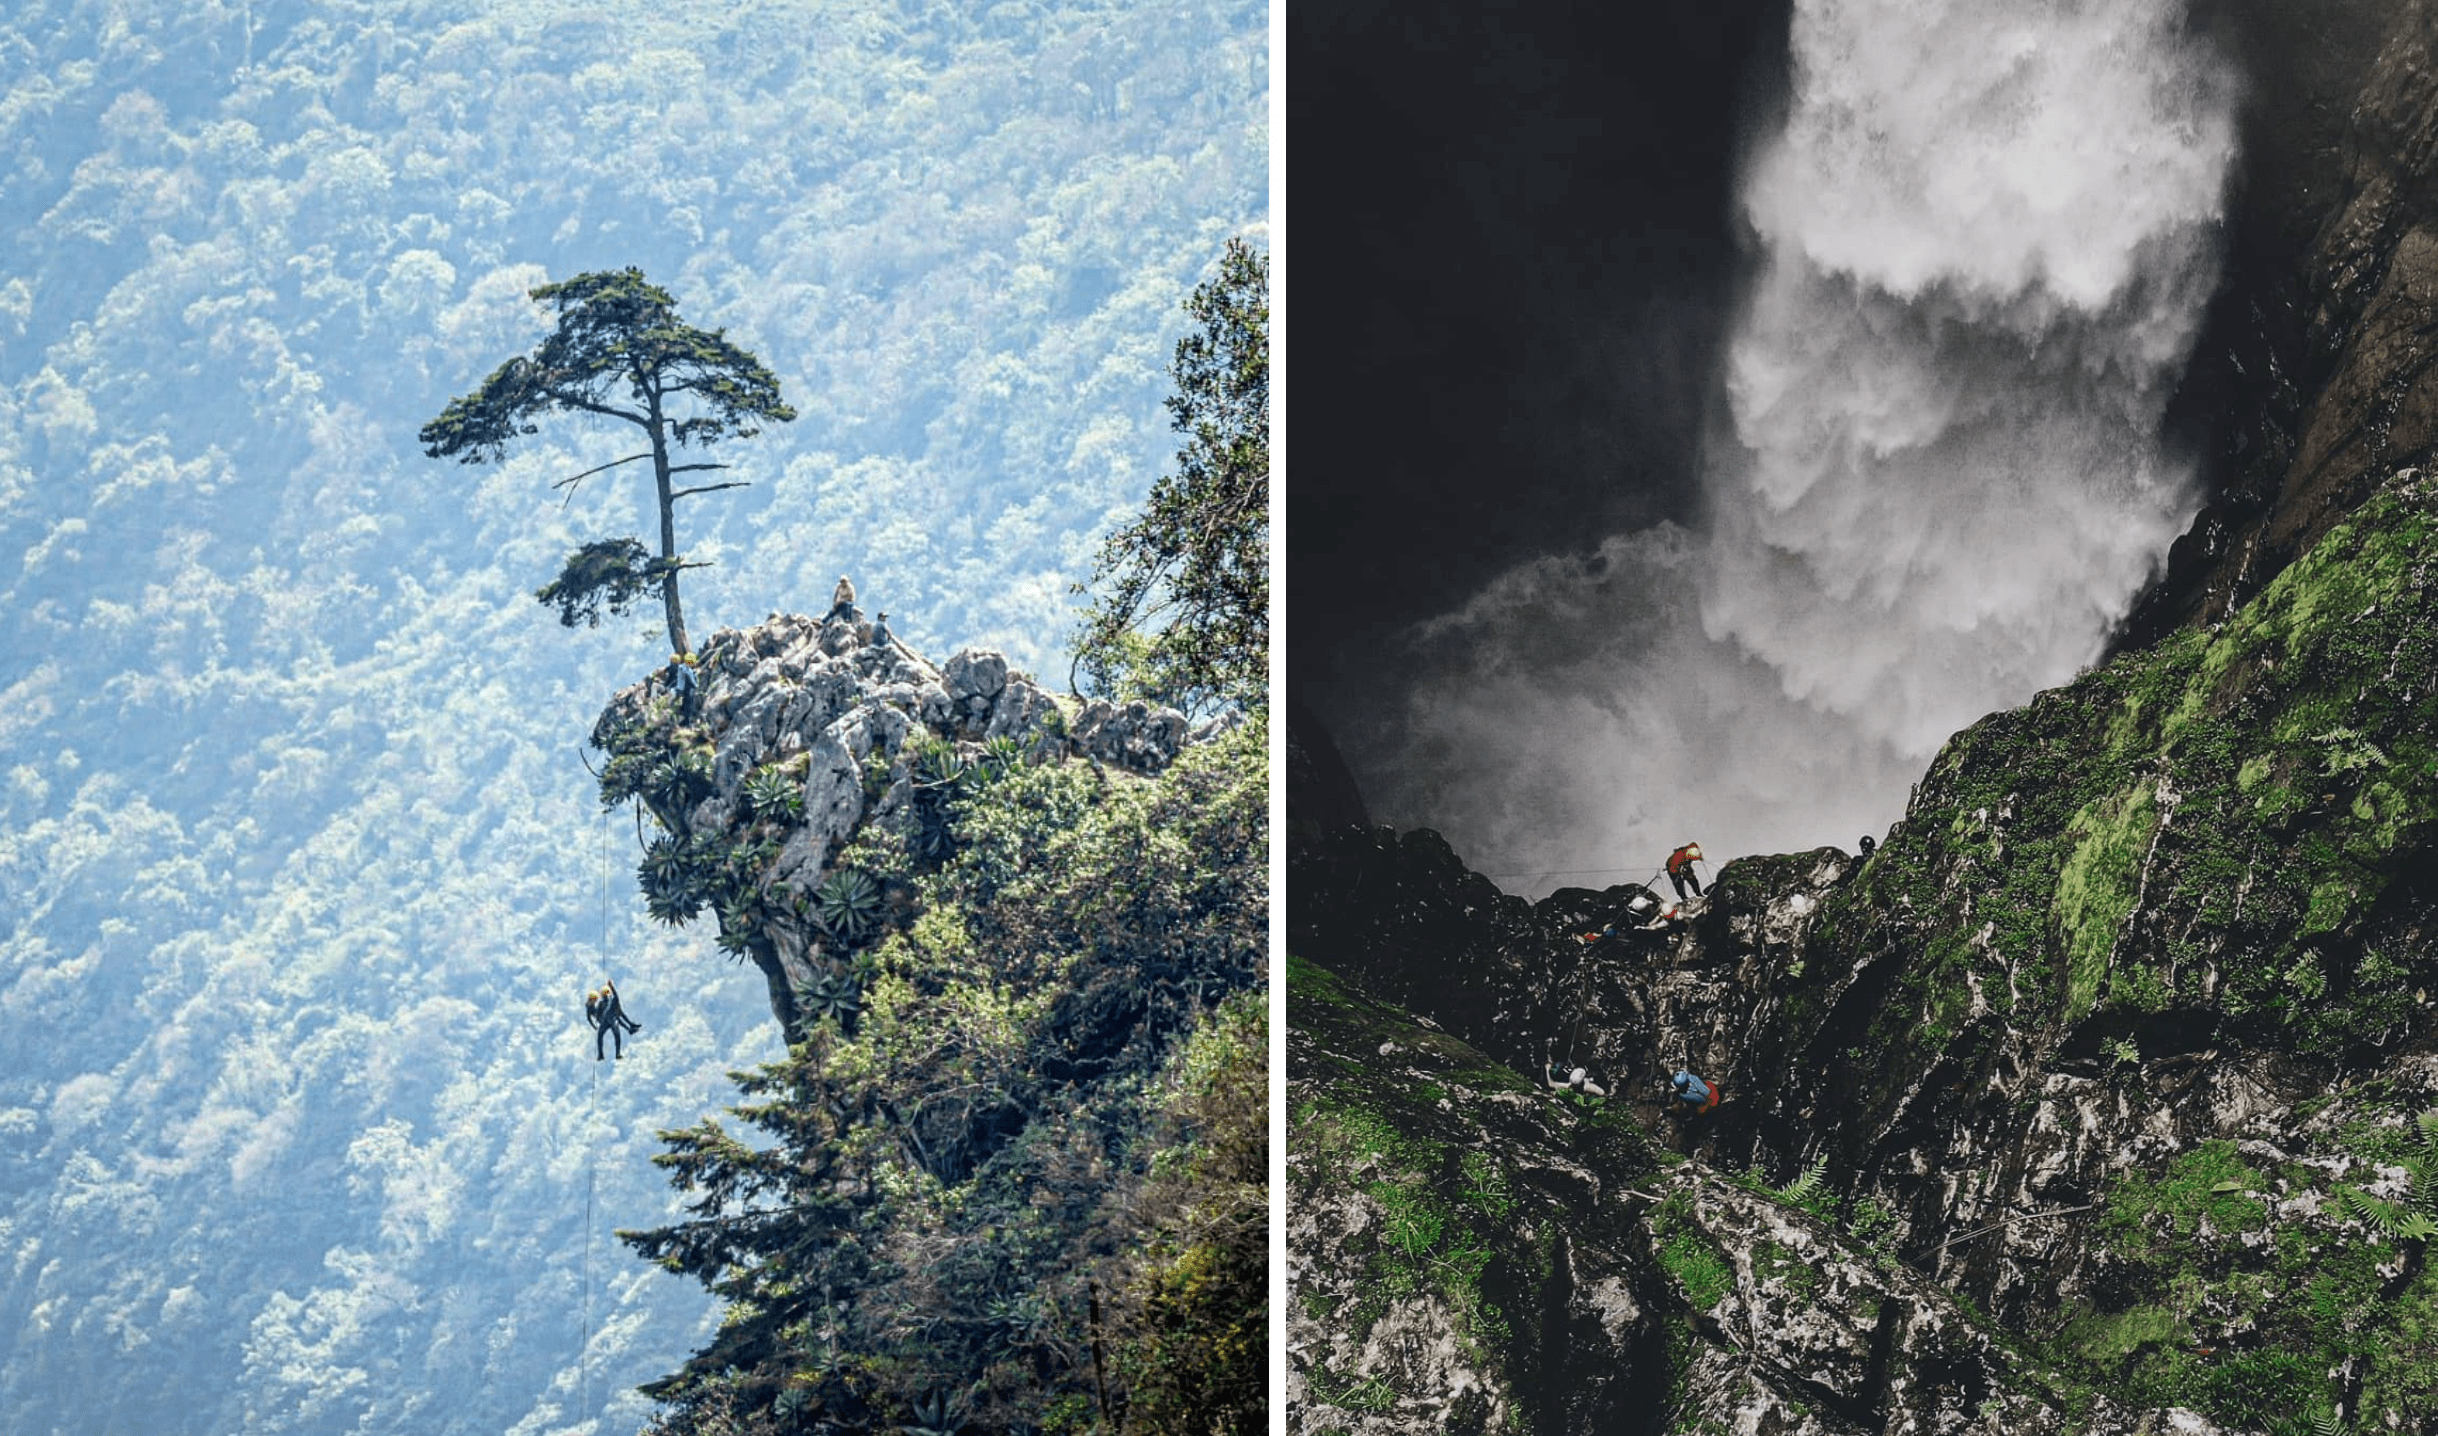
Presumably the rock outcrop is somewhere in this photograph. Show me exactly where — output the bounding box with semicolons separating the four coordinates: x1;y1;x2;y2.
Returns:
1292;465;2438;1434
1290;959;2237;1436
591;604;1193;1032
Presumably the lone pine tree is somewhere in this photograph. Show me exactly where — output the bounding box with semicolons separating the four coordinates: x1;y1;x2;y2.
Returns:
419;267;795;654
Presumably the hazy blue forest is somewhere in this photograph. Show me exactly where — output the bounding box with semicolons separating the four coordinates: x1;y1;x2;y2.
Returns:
0;1;1266;1431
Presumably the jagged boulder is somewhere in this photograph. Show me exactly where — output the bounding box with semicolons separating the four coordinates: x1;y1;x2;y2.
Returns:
1069;696;1191;773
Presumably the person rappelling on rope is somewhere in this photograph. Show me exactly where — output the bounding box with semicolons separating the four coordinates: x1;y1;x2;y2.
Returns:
1545;1059;1609;1101
587;979;642;1060
1665;841;1707;901
1667;1067;1721;1117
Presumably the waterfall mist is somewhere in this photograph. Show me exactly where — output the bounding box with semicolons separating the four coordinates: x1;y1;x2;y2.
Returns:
1363;0;2240;895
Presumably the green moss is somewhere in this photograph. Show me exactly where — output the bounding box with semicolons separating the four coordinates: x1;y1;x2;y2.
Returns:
2102;1141;2269;1253
1751;1239;1819;1302
1649;1193;1735;1311
2054;782;2159;1021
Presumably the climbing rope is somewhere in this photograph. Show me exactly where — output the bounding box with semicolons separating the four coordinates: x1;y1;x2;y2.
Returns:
582;1060;598;1424
1487;862;1674;894
578;796;610;1425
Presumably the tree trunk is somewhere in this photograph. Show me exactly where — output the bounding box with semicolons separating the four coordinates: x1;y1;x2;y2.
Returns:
645;380;689;654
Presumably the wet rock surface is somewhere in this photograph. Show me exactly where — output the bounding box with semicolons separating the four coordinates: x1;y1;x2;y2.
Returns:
2128;0;2438;644
1292;471;2438;1431
1289;960;2236;1436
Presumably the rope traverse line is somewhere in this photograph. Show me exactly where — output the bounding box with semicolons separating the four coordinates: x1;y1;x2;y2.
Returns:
582;1060;597;1424
579;795;608;1425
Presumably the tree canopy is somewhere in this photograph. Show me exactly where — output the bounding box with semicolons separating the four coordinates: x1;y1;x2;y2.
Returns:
1073;240;1271;716
420;267;795;654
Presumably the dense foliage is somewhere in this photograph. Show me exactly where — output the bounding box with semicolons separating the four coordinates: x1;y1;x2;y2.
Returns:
621;718;1267;1435
1074;240;1270;718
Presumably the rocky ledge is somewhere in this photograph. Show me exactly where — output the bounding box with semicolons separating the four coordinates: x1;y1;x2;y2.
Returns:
588;602;1200;1033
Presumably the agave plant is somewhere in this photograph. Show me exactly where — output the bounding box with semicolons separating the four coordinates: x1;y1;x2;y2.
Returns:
977;735;1025;783
715;889;759;957
745;762;804;820
642;747;717;811
794;971;863;1029
595;749;653;808
639;834;715;926
814;867;882;944
984;1292;1043;1347
912;735;970;790
901;1388;966;1436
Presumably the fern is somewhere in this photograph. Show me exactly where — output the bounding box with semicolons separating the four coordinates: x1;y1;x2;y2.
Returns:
2340;1186;2438;1242
1775;1155;1830;1212
2414;1112;2438;1216
2312;1402;2344;1436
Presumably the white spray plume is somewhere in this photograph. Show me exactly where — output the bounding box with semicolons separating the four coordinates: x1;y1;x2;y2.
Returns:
1361;0;2237;896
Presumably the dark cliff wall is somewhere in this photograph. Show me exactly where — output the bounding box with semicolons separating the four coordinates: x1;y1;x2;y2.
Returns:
2132;0;2438;644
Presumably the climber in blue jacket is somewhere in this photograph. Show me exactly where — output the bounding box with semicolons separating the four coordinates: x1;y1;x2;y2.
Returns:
1669;1069;1719;1115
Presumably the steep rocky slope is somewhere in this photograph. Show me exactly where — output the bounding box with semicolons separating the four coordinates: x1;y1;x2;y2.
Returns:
1290;960;2246;1436
1291;464;2438;1433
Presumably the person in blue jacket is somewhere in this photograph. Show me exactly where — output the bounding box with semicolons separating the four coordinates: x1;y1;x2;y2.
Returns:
1669;1068;1720;1115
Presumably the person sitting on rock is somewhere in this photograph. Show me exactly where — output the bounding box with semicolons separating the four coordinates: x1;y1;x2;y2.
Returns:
1545;1060;1608;1101
1575;923;1615;947
827;575;857;624
592;978;642;1061
1666;842;1707;900
868;610;894;655
1668;1068;1719;1115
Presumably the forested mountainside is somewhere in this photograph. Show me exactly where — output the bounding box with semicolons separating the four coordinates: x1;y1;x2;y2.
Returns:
1287;5;2438;1433
0;2;1264;1431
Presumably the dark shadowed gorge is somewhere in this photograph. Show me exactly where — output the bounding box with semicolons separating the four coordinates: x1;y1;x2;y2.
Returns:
1288;5;2438;1433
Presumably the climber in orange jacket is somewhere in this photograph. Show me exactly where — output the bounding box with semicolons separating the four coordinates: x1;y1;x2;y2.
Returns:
1666;841;1707;900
